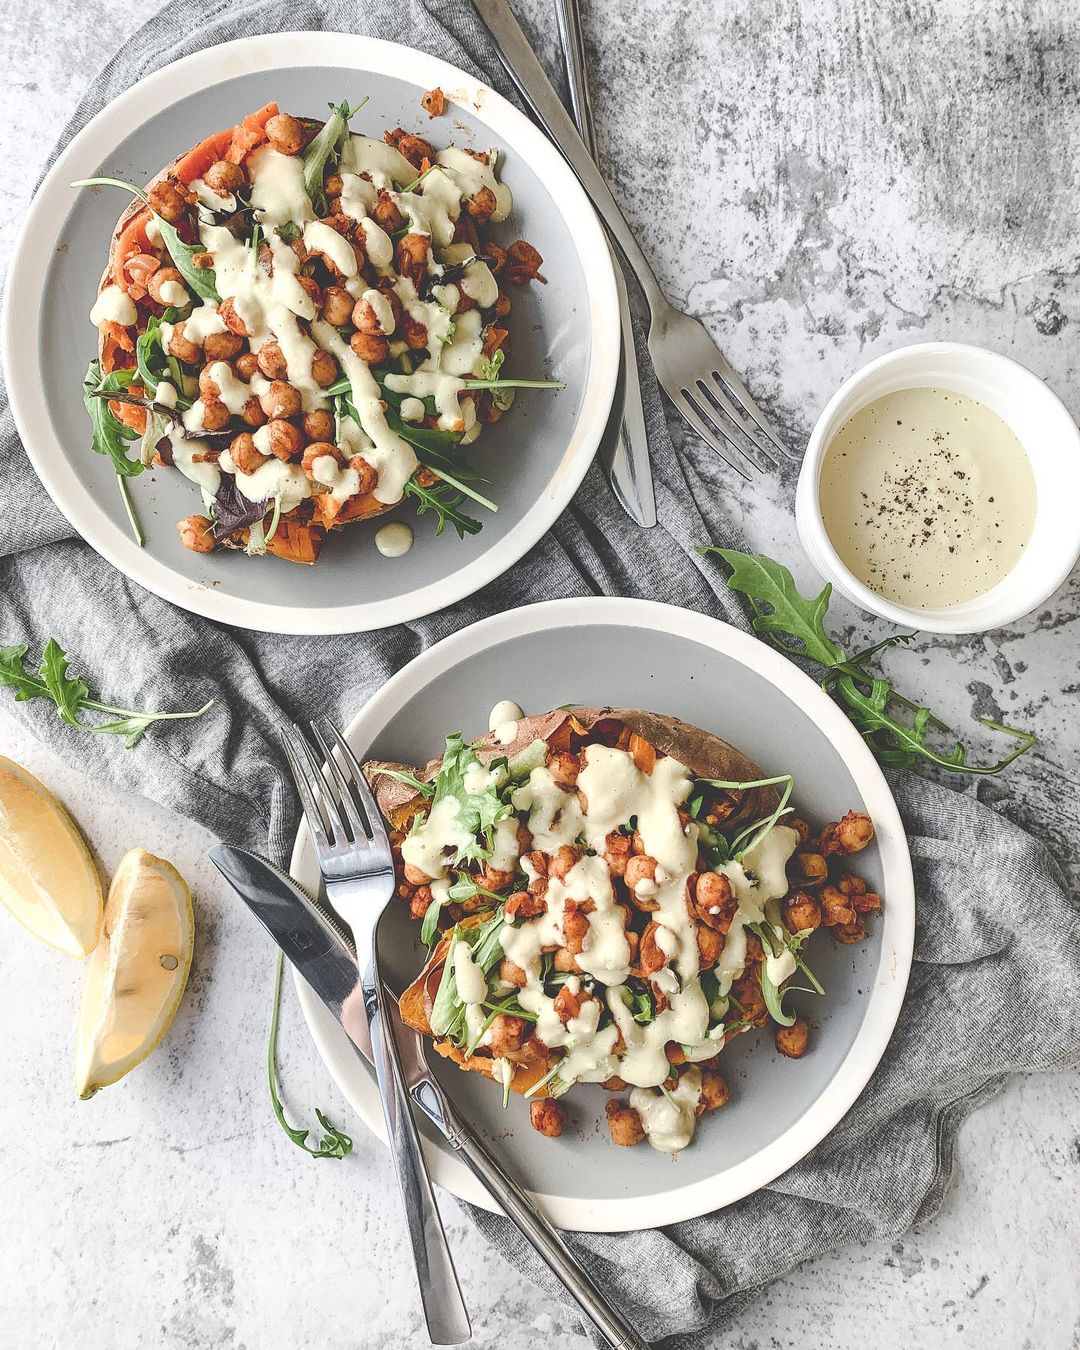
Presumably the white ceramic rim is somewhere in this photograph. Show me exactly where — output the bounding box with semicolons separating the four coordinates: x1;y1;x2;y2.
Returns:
291;597;916;1232
1;32;619;636
795;340;1080;634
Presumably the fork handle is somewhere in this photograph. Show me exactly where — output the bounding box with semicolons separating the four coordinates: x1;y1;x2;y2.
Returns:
410;1078;649;1350
472;0;668;316
365;964;472;1346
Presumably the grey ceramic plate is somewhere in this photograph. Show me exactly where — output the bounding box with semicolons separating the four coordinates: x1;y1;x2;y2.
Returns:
293;598;915;1232
3;34;619;634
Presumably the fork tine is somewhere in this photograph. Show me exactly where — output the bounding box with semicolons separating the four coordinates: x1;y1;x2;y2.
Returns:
709;356;793;457
280;729;334;854
697;378;777;469
312;718;392;861
309;719;368;842
670;388;754;479
287;725;346;847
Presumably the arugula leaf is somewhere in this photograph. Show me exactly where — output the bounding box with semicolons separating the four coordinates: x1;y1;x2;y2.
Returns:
700;547;845;666
703;546;1037;777
378;766;436;799
135;310;188;399
71;176;219;301
403;476;483;539
83;362;142;477
302;98;367;214
0;639;213;748
267;952;353;1159
427;732;512;864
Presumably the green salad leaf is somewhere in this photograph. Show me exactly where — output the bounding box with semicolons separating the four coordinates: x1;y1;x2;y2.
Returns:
302;98;367;214
0;639;213;749
423;732;512;864
702;546;1037;777
83;361;142;477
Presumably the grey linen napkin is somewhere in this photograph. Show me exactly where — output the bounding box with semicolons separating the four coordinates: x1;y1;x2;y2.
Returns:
1;3;1077;1346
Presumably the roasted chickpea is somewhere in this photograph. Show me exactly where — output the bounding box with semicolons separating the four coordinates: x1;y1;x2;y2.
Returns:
322;285;354;327
837;873;881;914
265;418;304;461
403;863;432;886
301;441;342;476
553;984;585;1025
167;321;200;364
241;396;266;428
265;112;304;155
348;455;378;496
624;854;660;911
350;329;390;365
498;956;528;988
260;380;302;420
605;1100;645;1147
198;365;222;398
465;185;497;223
693;870;737;932
302;410;335;443
400;314;430;351
793;851;828;889
697;1066;730;1111
145;266;185;307
203;330;245;363
198;397;230;432
373;190;405;233
819;883;856;928
235;351;260;381
229;432;268;475
549;845;582;881
561;901;591;956
203;158;247;194
529;1098;567;1139
310;348;338;388
782;890;821;933
395;233;430;285
487;1014;529;1057
176;514;215;552
218;297;249;337
774;1018;810;1058
821;811;875;856
601;1076;627;1092
256;341;289;380
603;831;633;878
832;917;867;944
553;947;580;974
147;178;189;223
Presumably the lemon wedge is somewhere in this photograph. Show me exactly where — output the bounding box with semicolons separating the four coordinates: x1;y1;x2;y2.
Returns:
74;847;194;1099
0;755;104;958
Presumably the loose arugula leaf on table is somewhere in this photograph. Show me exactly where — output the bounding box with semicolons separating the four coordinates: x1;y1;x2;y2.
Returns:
267;952;352;1159
302;98;367;215
71;176;219;301
700;546;1037;777
0;640;213;748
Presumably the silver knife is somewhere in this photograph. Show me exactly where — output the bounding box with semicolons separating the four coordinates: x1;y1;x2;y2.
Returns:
208;844;472;1348
554;0;656;528
210;845;651;1350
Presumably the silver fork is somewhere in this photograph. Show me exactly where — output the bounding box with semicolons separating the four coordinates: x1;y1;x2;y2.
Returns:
473;0;794;479
280;719;471;1348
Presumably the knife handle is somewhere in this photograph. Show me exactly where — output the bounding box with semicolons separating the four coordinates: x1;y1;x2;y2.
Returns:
411;1081;649;1350
366;968;472;1346
472;0;666;316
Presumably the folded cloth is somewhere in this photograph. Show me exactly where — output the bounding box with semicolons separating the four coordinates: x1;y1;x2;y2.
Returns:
1;3;1077;1346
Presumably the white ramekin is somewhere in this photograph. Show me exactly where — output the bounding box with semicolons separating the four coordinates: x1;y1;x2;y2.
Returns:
795;342;1080;634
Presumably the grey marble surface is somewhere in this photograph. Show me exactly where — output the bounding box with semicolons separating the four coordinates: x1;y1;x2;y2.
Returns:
1;1;1079;1347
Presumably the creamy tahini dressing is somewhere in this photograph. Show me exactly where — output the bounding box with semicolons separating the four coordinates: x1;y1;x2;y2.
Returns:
374;522;414;558
488;699;523;746
820;387;1037;608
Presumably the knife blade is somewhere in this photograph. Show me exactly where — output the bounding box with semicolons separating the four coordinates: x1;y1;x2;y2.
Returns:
208;844;472;1347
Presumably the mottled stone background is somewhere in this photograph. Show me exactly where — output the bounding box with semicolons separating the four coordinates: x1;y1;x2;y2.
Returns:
1;1;1078;1346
